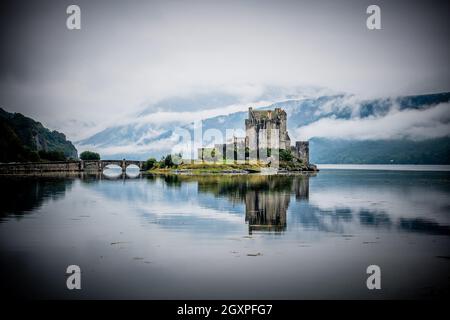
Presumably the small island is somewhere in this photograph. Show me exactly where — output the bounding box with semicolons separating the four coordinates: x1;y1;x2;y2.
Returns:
145;107;318;175
145;158;317;175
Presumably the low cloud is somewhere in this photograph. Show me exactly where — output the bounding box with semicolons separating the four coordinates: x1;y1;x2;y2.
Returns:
2;0;449;143
127;100;272;127
295;102;450;141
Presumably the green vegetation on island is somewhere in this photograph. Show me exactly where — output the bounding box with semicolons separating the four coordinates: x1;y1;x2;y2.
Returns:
80;151;101;160
143;149;316;174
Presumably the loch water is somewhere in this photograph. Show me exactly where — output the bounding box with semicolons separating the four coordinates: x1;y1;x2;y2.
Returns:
0;166;449;299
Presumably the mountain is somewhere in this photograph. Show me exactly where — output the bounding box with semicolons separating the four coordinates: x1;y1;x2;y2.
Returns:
0;108;78;162
77;91;450;164
310;137;450;164
76;86;325;150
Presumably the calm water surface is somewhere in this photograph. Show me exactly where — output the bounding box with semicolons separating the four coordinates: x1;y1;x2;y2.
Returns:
0;166;449;299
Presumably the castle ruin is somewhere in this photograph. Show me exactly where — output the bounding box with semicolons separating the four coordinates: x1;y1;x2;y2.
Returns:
245;107;291;151
198;107;310;165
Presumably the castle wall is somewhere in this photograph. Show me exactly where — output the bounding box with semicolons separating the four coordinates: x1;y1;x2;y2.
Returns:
294;141;310;165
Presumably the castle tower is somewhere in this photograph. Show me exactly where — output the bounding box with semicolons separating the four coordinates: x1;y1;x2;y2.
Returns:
245;107;291;160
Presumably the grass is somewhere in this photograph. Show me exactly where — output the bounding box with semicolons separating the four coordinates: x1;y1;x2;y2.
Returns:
146;159;316;174
147;162;266;174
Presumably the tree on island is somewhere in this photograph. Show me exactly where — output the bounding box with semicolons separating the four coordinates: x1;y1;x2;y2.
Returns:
279;149;293;162
143;157;157;170
163;154;174;167
80;151;100;160
143;153;182;170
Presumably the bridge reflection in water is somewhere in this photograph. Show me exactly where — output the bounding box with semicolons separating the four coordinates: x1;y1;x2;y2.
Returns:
1;166;449;299
86;170;141;180
1;172;449;237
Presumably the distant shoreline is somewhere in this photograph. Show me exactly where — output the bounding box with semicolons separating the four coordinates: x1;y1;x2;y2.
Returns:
317;164;450;172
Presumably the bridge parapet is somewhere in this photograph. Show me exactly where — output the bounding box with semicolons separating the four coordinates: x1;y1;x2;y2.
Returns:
0;160;144;174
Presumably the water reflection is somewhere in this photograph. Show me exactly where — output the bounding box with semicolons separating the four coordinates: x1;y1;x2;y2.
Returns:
195;175;310;234
0;175;75;220
140;173;450;236
245;191;288;234
103;167;141;179
0;171;141;220
150;174;312;234
0;171;449;237
0;170;449;299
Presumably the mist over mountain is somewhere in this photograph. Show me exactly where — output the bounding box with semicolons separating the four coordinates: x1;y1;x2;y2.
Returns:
76;91;450;164
76;86;328;153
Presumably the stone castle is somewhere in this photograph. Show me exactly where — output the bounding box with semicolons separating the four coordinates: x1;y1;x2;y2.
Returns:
198;107;309;164
245;107;291;151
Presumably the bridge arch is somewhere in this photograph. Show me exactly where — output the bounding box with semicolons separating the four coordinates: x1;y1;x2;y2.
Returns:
124;160;143;171
125;163;140;170
80;160;144;172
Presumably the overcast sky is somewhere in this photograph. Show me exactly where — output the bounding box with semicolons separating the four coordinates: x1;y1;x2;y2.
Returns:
0;0;449;140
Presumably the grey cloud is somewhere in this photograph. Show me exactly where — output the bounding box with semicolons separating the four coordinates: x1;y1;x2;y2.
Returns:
0;0;448;140
295;102;450;141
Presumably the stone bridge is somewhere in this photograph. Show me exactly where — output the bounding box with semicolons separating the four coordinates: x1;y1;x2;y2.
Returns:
0;160;144;174
82;160;144;172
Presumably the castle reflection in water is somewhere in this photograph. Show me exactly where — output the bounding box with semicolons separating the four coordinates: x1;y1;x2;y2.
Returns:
244;176;309;234
1;169;449;300
192;174;312;234
2;171;448;237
